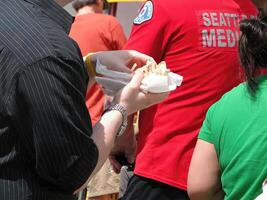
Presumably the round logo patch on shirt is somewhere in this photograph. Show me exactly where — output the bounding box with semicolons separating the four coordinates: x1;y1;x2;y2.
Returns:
133;1;154;25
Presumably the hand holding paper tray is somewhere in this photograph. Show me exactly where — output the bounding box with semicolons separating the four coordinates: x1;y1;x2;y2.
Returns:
95;60;183;95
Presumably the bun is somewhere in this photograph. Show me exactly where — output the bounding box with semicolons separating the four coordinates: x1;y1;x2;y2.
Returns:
135;61;169;77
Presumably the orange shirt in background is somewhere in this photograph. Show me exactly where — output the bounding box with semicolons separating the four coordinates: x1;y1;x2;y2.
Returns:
70;13;127;125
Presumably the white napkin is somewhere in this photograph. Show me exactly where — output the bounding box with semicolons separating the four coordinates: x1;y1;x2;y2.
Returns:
255;179;267;200
95;60;183;96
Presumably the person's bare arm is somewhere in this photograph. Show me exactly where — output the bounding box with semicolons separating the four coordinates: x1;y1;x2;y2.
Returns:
109;115;136;173
188;139;224;200
75;70;168;193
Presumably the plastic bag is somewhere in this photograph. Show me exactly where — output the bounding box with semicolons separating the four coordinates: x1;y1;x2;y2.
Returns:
95;60;183;95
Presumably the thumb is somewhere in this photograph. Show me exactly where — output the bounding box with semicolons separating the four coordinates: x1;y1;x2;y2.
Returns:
128;71;144;89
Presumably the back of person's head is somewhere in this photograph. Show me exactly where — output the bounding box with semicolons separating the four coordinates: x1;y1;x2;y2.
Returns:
238;15;267;94
73;0;98;12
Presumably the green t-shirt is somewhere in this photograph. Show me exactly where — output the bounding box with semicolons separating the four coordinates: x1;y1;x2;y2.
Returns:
199;75;267;200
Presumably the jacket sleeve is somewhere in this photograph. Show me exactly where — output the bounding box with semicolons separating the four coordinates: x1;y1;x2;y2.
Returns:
18;57;98;194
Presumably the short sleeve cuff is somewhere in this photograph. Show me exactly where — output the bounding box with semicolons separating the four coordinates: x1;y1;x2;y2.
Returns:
198;104;216;144
198;130;214;144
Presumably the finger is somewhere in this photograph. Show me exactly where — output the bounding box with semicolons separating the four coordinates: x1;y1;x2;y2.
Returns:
110;160;121;173
131;50;156;64
129;50;156;68
109;157;122;173
128;71;144;89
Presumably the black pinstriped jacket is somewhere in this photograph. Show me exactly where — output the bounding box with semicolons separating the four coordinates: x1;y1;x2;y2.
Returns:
0;0;98;199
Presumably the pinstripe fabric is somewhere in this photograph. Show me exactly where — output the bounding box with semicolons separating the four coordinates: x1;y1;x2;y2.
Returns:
0;0;98;199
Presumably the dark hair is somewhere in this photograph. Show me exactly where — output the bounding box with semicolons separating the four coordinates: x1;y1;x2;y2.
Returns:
238;15;267;95
73;0;98;12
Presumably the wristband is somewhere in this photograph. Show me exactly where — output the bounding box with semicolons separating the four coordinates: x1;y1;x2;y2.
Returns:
84;53;96;77
103;104;128;137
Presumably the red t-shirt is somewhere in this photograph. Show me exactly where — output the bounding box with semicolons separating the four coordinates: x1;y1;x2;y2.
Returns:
70;13;127;125
124;0;258;189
